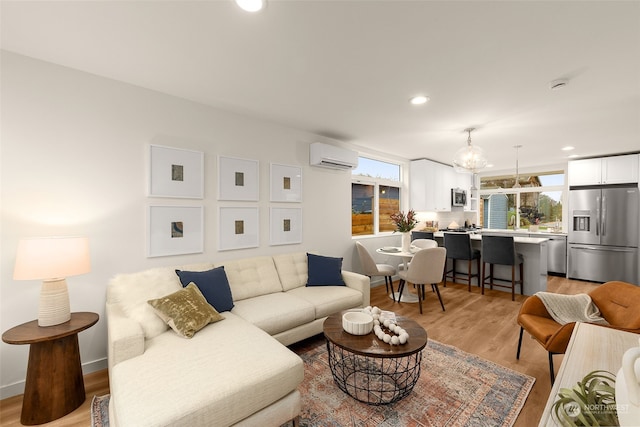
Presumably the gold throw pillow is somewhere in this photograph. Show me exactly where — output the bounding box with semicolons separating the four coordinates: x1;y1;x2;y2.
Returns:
148;283;224;338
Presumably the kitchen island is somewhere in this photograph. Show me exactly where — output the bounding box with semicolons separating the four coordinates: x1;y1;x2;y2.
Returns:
432;231;549;296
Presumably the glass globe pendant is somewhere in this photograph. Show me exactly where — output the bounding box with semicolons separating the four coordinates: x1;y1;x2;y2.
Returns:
452;128;488;173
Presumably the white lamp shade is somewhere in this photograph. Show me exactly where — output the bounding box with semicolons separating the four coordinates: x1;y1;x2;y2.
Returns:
14;237;91;281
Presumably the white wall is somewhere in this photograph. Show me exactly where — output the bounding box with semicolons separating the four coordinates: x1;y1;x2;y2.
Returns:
0;52;363;397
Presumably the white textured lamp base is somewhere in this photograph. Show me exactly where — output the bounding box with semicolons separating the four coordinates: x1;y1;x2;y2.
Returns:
38;278;71;327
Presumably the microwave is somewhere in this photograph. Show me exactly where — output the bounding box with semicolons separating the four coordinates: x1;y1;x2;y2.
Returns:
451;188;467;207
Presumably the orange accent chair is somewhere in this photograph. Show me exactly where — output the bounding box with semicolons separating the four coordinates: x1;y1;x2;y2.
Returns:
516;281;640;384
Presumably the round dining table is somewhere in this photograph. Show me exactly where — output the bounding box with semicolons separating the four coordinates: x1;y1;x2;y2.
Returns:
375;247;420;303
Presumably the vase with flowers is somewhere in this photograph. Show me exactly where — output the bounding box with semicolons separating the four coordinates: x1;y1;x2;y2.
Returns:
390;209;417;253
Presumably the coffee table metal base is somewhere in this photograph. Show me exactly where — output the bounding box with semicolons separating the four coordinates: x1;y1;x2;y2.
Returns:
326;340;423;405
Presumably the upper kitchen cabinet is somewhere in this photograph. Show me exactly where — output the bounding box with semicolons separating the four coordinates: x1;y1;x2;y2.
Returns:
568;154;639;186
410;159;455;212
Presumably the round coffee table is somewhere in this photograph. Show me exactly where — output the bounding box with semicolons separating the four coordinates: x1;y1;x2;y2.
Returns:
323;310;428;405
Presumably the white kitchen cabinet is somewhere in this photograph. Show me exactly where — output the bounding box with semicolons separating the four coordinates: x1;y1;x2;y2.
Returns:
568;154;639;186
410;159;454;212
567;158;601;186
602;154;639;184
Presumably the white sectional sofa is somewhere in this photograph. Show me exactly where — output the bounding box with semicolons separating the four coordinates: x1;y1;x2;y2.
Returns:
106;252;370;427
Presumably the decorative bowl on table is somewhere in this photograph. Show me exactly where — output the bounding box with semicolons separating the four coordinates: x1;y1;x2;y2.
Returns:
342;311;374;335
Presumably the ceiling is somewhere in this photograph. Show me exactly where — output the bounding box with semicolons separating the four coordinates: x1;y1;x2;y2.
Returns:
2;1;639;172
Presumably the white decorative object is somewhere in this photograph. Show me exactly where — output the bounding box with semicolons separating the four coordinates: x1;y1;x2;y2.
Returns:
617;337;640;426
401;232;411;253
149;145;204;199
148;206;204;257
364;305;409;345
342;311;374;335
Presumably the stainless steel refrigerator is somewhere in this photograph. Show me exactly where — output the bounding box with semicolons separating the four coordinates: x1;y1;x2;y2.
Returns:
568;186;639;283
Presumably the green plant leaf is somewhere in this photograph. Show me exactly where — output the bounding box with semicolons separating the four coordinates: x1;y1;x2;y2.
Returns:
551;370;619;427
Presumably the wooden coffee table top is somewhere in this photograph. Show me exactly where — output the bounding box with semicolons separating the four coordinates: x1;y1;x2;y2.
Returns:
323;310;427;358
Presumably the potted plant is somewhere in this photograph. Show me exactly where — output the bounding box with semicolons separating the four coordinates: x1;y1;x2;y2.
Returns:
551;370;619;426
390;209;417;252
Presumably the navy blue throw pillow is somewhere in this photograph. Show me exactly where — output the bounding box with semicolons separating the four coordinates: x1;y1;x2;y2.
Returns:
175;266;234;312
306;253;345;287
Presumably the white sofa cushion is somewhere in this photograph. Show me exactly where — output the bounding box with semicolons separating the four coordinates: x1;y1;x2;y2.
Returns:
219;256;283;301
108;263;214;339
231;292;315;335
287;285;364;318
110;312;303;427
272;252;307;291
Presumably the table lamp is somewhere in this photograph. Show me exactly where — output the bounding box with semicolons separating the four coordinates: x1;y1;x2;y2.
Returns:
13;237;91;327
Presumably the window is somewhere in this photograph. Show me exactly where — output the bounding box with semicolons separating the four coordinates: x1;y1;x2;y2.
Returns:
352;157;402;236
480;171;564;231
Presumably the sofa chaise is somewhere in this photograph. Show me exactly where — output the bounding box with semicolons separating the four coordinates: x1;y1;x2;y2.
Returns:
106;252;370;426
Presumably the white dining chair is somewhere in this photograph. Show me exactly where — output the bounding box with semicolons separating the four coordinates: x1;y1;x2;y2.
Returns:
398;239;438;271
355;241;397;301
397;247;447;314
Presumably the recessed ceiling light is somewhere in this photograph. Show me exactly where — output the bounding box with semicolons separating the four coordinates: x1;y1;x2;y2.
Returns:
235;0;265;12
568;154;580;158
409;95;429;105
562;146;575;151
486;164;494;168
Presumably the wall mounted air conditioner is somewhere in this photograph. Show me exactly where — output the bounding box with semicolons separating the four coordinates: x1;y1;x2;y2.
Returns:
309;142;358;170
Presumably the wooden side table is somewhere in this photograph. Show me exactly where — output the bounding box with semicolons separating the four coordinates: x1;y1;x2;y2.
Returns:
2;312;99;425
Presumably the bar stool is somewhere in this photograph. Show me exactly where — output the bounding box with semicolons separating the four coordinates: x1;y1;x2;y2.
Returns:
481;235;523;301
411;231;434;241
443;233;481;291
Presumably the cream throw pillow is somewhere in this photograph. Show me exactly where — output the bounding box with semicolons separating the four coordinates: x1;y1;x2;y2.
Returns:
148;283;224;338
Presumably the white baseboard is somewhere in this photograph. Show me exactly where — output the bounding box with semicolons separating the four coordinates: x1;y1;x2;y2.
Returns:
0;357;108;400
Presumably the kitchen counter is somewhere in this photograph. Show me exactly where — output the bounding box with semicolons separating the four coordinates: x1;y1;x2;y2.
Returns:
433;231;549;295
480;228;567;236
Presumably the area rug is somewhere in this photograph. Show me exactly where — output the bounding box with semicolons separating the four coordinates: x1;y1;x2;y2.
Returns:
91;337;534;427
286;336;535;427
91;394;110;427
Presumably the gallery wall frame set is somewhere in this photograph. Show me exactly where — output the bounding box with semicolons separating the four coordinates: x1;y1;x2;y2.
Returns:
218;155;259;201
148;205;204;257
270;207;302;246
218;207;259;251
270;163;302;202
148;144;304;254
149;145;204;199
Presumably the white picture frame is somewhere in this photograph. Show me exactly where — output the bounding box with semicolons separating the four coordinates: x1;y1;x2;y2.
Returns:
270;207;302;246
218;156;259;201
219;207;259;251
149;145;204;198
270;163;302;202
148;205;204;257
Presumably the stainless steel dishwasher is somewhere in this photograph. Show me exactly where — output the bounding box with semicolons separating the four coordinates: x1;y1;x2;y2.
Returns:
545;234;567;275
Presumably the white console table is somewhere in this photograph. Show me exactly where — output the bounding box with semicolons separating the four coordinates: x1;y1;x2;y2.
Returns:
538;322;639;426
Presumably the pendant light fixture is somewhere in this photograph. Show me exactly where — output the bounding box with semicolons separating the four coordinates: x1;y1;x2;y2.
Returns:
513;145;522;188
453;128;488;173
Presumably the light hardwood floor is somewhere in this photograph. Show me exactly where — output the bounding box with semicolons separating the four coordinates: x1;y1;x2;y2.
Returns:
0;276;598;427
